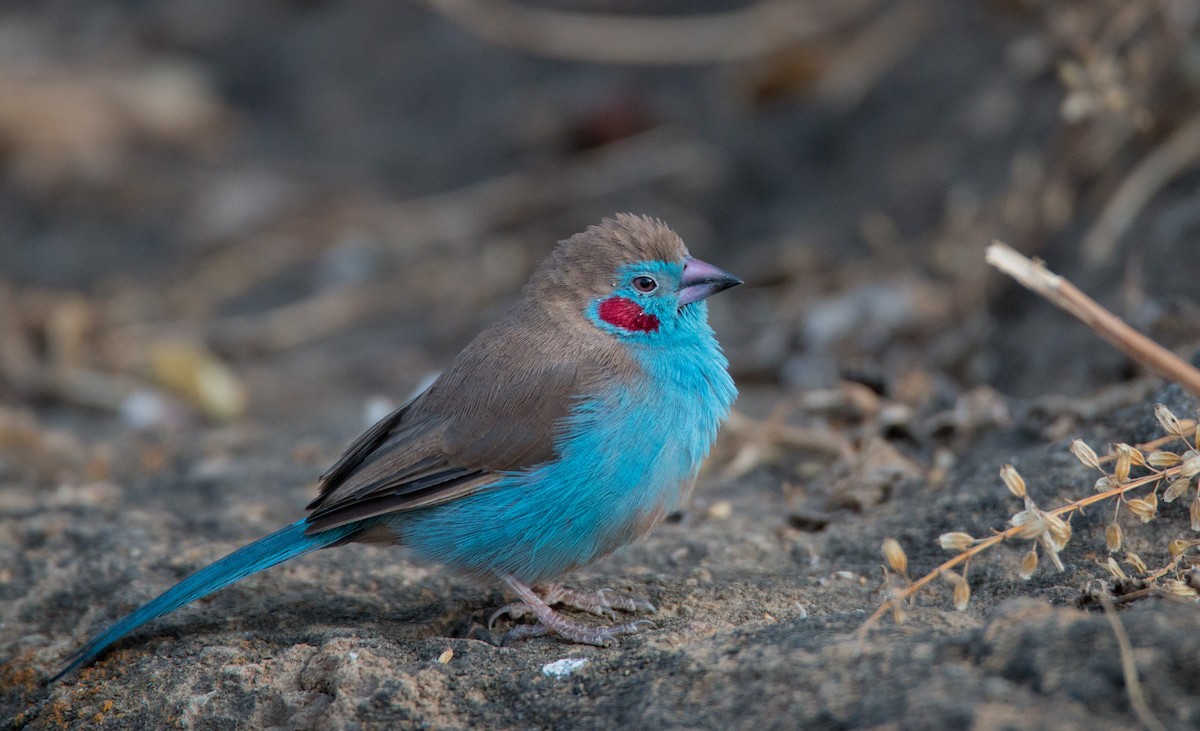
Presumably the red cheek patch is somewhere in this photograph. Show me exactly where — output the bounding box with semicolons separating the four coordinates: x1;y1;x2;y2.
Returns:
598;296;659;333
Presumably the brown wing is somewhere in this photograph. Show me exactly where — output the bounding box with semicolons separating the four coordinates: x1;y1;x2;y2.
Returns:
303;306;630;534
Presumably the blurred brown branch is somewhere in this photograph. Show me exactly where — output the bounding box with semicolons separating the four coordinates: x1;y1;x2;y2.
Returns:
811;0;930;110
418;0;878;65
1083;114;1200;265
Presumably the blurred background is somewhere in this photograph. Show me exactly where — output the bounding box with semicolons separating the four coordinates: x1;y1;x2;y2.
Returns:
1;0;1199;492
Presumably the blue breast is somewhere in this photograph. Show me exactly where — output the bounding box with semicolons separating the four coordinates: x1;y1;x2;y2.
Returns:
394;304;736;585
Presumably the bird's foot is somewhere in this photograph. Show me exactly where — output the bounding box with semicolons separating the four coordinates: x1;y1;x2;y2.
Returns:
501;615;654;646
545;585;658;618
490;583;656;625
491;576;657;646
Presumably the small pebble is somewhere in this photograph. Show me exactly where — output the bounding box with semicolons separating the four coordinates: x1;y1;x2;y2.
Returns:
541;657;588;679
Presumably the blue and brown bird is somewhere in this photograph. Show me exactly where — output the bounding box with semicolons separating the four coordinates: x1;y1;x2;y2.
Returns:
53;214;740;680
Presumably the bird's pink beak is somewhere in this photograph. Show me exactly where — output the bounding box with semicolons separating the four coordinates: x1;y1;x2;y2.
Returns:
677;256;742;306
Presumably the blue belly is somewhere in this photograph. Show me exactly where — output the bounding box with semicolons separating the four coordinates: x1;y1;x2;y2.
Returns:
392;333;736;585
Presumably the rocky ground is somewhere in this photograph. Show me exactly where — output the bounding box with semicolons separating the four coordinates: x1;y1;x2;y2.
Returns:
4;1;1200;729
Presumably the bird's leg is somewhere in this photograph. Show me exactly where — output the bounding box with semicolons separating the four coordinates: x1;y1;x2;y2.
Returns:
491;576;655;646
488;582;656;624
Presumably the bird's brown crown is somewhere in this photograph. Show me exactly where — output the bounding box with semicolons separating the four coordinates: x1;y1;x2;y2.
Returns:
526;214;689;302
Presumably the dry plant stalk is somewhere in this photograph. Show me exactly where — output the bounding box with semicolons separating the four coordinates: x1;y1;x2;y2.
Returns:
1083;114;1200;266
859;405;1200;644
1098;593;1168;731
986;242;1200;399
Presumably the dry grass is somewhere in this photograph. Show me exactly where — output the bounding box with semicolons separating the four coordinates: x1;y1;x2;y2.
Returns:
863;406;1200;639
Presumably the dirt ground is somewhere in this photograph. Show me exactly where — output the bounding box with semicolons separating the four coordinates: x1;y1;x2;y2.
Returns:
4;1;1200;729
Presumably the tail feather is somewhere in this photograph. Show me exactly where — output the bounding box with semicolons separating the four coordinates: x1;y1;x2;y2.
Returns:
52;519;356;682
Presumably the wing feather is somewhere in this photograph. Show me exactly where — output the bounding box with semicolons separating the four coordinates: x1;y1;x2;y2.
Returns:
303;305;633;534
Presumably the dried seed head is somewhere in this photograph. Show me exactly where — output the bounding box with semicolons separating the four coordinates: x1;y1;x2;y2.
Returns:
1018;546;1038;580
941;570;965;587
1010;509;1046;539
1042;510;1071;551
1147;451;1181;469
1191;496;1200;532
882;538;907;575
953;579;971;611
1125;497;1157;523
1181;455;1200;480
1105;556;1128;580
1164;478;1190;503
938;532;975;552
1094;475;1117;493
1000;464;1026;498
1124;552;1147;574
1042;540;1065;571
1168;539;1190;558
1070;439;1101;470
1117;444;1146;467
1155;403;1184;437
1114;449;1131;484
1105;523;1122;552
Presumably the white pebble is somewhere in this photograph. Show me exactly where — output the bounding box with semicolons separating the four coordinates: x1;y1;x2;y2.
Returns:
541;657;588;679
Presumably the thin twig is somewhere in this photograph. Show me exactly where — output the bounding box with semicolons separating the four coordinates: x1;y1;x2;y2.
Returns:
418;0;876;65
1098;593;1167;731
986;242;1200;399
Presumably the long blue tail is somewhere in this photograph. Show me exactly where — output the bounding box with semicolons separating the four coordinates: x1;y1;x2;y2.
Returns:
52;519;358;682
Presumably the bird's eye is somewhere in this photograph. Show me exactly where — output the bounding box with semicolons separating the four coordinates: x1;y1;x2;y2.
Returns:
632;276;657;293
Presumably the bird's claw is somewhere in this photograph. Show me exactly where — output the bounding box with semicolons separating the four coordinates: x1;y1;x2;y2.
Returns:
540;585;657;619
501;618;655;647
493;577;658;646
488;602;531;629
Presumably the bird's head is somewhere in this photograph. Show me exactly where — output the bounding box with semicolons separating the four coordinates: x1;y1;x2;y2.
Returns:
528;214;741;341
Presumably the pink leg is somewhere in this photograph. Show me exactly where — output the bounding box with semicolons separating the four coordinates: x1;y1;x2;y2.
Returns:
545;585;657;618
489;582;656;626
493;576;656;646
